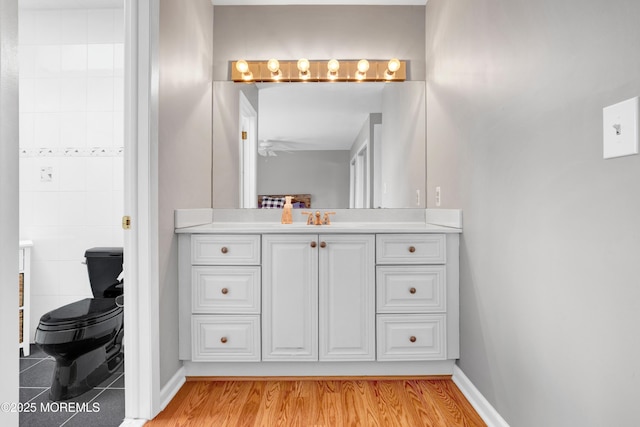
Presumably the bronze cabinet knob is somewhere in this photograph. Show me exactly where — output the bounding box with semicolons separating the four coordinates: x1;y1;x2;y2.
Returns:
221;247;228;254
409;287;417;294
408;246;416;253
220;337;228;344
221;288;229;295
320;241;327;248
310;241;317;248
409;336;417;343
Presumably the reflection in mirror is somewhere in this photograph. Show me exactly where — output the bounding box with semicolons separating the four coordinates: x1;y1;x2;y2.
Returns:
211;81;425;209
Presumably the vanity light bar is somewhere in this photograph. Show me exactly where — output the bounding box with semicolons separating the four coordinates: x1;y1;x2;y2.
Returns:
231;59;406;83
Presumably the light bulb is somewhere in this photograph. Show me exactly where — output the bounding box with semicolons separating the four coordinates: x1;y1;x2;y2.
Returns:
235;60;249;74
357;59;370;74
297;58;310;73
327;59;340;73
387;58;401;73
267;59;280;73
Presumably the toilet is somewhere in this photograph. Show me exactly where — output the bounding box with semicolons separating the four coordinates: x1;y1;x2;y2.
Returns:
35;247;124;401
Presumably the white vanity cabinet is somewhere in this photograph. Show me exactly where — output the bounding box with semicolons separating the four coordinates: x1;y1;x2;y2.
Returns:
187;235;261;362
177;211;461;376
376;234;450;361
262;234;318;360
262;234;375;362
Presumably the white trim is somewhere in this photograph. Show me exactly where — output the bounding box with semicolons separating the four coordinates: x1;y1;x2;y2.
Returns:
160;367;186;411
452;365;510;427
123;0;161;421
118;419;147;427
0;1;20;425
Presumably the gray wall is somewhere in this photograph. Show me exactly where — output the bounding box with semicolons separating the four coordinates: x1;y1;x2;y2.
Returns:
257;150;350;208
158;0;212;388
425;1;640;426
212;5;425;81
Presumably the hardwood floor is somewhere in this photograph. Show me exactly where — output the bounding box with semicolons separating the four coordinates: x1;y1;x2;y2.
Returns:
145;377;486;427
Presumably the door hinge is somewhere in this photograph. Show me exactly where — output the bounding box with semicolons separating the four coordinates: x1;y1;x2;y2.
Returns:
241;131;247;140
122;216;131;230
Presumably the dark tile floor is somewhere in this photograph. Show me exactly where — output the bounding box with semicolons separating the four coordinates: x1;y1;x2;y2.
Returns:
19;345;125;427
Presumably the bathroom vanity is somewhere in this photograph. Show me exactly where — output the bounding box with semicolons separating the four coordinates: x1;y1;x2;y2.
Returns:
176;208;462;376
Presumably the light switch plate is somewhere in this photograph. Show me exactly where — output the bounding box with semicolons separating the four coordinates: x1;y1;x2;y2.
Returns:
603;96;639;159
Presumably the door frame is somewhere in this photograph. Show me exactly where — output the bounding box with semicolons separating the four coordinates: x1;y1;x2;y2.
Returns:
122;0;161;421
239;91;258;208
0;0;20;425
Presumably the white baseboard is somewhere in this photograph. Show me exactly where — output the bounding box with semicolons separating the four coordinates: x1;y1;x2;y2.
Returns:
452;365;510;427
160;366;186;412
119;419;147;427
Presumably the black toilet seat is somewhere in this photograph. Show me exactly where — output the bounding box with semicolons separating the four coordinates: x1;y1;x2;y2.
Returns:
38;298;123;331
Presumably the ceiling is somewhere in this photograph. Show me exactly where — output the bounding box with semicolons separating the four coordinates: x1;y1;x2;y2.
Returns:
258;82;384;152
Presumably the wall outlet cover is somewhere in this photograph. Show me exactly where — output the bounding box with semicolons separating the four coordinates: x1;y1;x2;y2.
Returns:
603;96;639;159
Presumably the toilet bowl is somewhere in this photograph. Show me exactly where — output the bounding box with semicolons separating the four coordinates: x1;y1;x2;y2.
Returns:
35;247;124;401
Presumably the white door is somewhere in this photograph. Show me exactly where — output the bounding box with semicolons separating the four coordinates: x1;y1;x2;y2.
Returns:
319;234;375;361
262;234;318;361
239;92;257;208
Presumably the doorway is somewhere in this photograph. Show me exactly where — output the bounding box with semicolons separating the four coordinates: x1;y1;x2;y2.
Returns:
17;1;126;425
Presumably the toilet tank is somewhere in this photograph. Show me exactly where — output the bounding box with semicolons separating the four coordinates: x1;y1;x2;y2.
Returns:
85;247;123;298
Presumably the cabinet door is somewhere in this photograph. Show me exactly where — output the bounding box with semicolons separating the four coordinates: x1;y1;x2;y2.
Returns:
319;234;375;361
262;234;318;361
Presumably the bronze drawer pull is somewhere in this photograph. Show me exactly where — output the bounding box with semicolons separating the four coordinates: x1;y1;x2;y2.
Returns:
320;241;327;248
221;247;228;254
409;246;416;253
310;241;317;248
409;287;417;294
220;337;228;344
409;336;417;343
221;288;228;295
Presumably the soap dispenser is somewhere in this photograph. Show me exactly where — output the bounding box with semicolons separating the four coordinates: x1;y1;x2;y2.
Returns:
281;196;293;224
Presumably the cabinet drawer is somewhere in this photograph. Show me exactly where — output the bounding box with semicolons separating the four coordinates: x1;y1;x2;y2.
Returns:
191;235;260;265
192;315;260;361
192;266;260;314
376;234;446;264
376;266;446;313
377;314;446;361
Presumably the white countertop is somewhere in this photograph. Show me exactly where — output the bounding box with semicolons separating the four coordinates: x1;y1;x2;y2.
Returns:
174;208;463;234
175;221;461;234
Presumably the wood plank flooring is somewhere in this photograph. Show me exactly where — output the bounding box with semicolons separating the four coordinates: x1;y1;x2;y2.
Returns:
145;377;486;427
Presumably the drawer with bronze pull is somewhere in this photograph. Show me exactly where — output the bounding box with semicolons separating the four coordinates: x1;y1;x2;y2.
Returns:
376;234;446;264
376;265;446;313
376;314;446;361
192;266;261;314
192;315;260;361
191;235;260;265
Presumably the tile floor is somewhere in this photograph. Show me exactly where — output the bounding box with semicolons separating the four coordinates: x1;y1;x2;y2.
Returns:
20;345;125;427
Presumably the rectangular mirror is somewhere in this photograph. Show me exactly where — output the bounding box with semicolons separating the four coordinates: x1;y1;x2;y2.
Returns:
212;81;425;209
